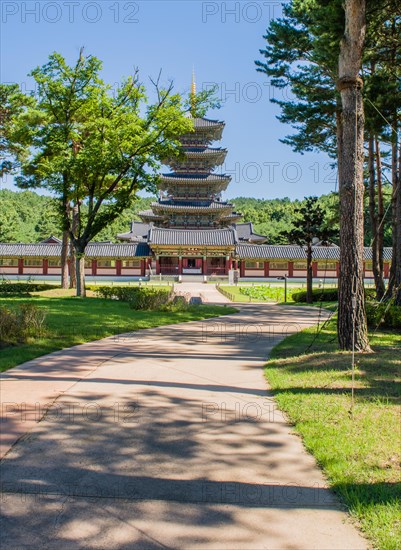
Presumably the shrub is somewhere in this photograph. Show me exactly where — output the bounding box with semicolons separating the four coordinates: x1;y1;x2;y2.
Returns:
292;288;376;303
0;280;59;295
170;295;189;311
95;286;173;310
365;302;401;329
0;303;47;346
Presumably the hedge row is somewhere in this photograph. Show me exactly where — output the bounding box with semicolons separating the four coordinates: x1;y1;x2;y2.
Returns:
95;286;173;310
0;282;59;295
292;288;376;303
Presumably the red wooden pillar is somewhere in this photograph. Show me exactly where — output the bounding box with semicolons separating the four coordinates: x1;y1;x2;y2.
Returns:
155;257;160;275
336;262;340;278
240;260;245;277
202;256;207;275
264;261;269;277
312;261;318;277
288;261;294;278
18;258;24;275
92;260;97;276
178;256;183;274
43;259;48;275
140;259;146;276
225;256;230;275
384;262;389;278
116;259;122;276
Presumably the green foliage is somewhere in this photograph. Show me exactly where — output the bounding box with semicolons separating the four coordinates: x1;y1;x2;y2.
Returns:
282;196;337;245
0;303;47;345
0;280;59;295
0;83;34;177
95;285;173;310
256;0;401;157
292;287;376;303
365;302;401;329
256;0;341;156
240;285;294;302
0;189;61;242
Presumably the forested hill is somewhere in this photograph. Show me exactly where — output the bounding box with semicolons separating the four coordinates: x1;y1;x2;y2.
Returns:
0;189;392;246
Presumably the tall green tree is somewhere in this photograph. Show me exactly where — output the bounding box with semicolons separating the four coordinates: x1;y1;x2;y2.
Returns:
281;196;336;303
12;51;208;296
0;84;33;178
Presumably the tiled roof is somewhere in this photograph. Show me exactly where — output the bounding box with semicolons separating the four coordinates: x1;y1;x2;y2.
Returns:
183;147;227;155
0;242;151;258
149;227;237;247
160;174;231;183
235;244;393;261
40;236;62;244
152;200;233;213
191;117;225;129
117;222;151;241
235;223;266;243
138;210;164;220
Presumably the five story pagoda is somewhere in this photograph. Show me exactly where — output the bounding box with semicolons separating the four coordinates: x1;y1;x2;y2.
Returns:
118;76;265;275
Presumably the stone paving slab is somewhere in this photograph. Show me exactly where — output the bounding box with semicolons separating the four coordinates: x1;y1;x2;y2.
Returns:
0;304;367;549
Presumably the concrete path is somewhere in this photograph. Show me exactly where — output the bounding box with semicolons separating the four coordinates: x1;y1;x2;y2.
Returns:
0;305;366;549
174;281;231;304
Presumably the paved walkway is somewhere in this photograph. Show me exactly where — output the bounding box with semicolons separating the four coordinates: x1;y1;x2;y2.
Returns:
174;281;231;303
0;304;366;549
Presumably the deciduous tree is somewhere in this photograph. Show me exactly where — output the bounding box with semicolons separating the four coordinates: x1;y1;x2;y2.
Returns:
14;51;207;296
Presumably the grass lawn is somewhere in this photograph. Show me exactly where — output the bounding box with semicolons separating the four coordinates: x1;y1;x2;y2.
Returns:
218;284;334;303
266;316;401;549
0;293;237;372
218;284;301;302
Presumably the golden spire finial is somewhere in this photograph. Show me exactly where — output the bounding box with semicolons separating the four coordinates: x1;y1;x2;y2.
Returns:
190;68;196;113
191;67;196;96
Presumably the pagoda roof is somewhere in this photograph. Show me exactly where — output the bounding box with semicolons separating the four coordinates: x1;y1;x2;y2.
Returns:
138;210;164;221
181;116;225;141
149;227;237;247
221;213;243;223
151;200;234;214
182;147;226;154
159;174;231;184
190;116;225;129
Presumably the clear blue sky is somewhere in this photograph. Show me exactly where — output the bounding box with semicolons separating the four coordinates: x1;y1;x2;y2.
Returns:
1;0;335;199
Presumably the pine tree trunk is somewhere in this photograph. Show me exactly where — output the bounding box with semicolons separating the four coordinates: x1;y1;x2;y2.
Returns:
306;244;313;304
386;138;401;305
368;135;385;300
337;0;370;351
61;230;69;289
375;138;385;299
